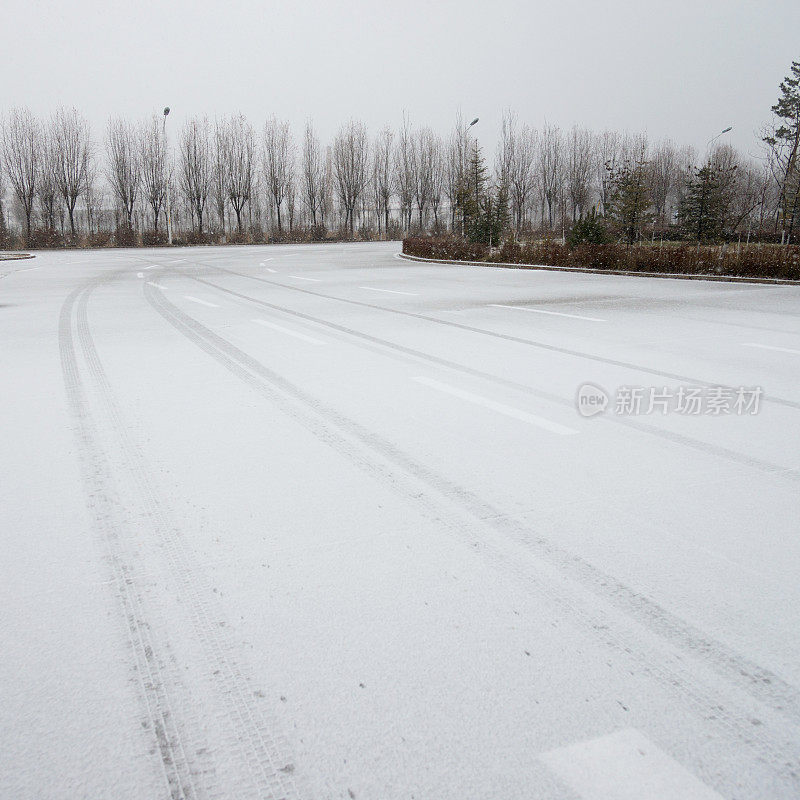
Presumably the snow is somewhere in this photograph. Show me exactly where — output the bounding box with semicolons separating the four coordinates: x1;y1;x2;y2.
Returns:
1;242;798;799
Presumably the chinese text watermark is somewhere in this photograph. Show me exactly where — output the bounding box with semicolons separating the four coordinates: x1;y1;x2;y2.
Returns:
576;383;762;418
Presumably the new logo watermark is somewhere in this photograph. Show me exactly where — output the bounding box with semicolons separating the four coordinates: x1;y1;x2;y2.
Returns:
576;383;609;417
575;383;762;417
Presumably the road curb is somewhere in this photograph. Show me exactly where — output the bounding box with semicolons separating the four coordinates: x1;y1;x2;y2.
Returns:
396;251;800;287
0;252;34;261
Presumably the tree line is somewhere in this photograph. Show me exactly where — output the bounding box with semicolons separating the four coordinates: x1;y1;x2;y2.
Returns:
0;60;797;248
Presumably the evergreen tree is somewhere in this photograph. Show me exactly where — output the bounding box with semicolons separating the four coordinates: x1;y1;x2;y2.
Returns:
678;162;737;243
454;141;509;246
605;155;652;245
764;60;800;242
456;140;488;241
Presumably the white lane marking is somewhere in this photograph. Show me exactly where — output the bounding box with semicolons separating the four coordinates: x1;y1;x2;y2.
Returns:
146;281;161;288
490;303;606;323
540;728;724;800
261;258;274;263
183;295;218;308
144;265;158;270
743;342;800;355
360;286;418;296
288;275;321;282
266;268;277;273
137;272;144;278
252;319;326;345
413;376;578;435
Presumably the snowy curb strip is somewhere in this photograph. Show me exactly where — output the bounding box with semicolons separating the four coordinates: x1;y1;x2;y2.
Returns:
0;252;35;261
396;252;800;286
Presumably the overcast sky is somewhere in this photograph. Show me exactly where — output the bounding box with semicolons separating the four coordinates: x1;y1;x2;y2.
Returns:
3;0;798;162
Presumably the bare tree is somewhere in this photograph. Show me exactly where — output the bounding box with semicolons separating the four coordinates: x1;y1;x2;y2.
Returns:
445;114;470;233
286;172;297;233
301;121;323;227
332;120;369;235
2;108;40;239
37;130;60;231
566;126;595;221
0;150;6;240
412;127;439;229
372;126;393;235
84;156;101;237
224;114;256;234
105;116;139;231
140;115;168;233
179;117;211;235
497;111;537;233
51;107;92;237
539;123;563;229
319;146;334;230
263;117;294;233
211;119;229;236
649;139;678;229
429;140;444;230
395;116;414;232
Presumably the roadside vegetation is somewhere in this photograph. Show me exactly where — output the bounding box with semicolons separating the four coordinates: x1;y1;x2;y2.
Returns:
402;237;800;281
0;61;797;256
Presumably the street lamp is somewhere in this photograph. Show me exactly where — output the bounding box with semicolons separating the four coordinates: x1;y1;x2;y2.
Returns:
460;117;479;237
706;126;733;161
162;106;173;246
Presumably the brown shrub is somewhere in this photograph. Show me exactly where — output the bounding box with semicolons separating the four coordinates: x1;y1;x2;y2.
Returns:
402;236;800;281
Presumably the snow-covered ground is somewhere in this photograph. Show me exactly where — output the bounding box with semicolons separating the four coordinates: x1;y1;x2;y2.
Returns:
1;242;798;799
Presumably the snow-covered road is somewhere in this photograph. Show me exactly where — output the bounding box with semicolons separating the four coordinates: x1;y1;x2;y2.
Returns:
2;242;798;799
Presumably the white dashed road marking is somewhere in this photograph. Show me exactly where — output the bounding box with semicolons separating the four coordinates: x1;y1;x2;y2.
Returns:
743;342;800;355
490;303;606;323
540;728;725;800
183;296;218;308
360;286;418;296
252;319;326;345
413;376;578;435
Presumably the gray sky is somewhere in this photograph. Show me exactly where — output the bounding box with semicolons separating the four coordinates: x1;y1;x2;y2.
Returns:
3;0;798;161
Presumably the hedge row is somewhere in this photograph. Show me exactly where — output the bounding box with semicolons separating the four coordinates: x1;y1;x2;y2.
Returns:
402;237;800;281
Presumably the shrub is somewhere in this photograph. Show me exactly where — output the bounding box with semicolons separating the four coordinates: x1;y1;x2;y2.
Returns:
566;215;611;247
402;235;800;281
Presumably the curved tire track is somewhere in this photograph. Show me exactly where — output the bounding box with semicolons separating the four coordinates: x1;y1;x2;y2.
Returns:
144;274;800;790
183;270;798;483
61;272;299;800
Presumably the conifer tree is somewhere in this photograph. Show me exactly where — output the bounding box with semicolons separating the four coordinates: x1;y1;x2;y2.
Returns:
764;60;800;243
678;162;737;243
605;155;653;245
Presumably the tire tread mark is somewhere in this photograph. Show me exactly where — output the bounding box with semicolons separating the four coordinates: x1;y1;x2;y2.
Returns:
207;262;800;412
65;273;299;800
144;275;800;786
185;271;799;482
60;280;208;800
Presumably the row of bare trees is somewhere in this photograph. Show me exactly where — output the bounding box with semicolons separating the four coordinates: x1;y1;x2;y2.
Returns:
0;106;793;246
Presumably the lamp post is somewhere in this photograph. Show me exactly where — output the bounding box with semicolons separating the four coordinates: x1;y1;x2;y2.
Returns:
460;117;479;237
162;107;173;245
706;126;732;162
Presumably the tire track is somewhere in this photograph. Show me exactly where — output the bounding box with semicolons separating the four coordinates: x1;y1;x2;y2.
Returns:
144;274;800;789
204;261;800;412
61;277;210;800
181;270;798;483
61;273;300;800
